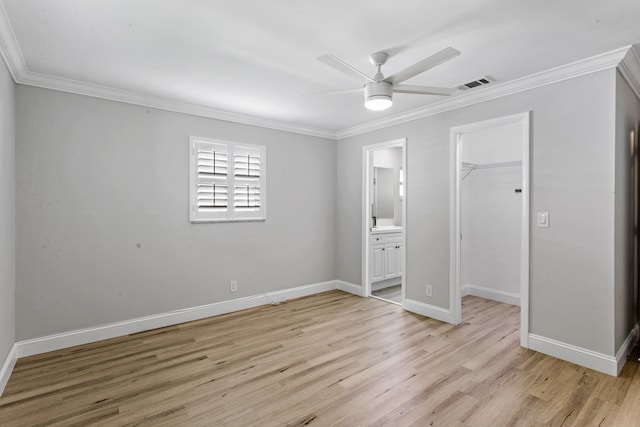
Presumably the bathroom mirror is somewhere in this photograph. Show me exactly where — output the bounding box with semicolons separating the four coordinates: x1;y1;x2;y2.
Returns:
373;167;394;218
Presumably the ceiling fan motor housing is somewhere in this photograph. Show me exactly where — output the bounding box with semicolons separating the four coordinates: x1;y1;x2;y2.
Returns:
364;80;393;102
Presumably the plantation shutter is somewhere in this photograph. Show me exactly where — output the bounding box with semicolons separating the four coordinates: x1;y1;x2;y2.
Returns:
234;145;262;210
190;137;266;222
191;139;229;221
233;145;265;219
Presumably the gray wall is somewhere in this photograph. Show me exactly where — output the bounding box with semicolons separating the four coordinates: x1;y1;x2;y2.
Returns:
614;71;640;353
9;63;636;361
337;70;618;355
15;86;336;340
0;58;15;362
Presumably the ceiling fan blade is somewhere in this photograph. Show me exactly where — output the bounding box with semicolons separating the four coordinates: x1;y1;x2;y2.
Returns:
317;54;375;84
302;87;364;96
387;47;461;84
393;84;455;96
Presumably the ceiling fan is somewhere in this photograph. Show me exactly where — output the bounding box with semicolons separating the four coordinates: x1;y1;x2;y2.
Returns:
314;47;461;111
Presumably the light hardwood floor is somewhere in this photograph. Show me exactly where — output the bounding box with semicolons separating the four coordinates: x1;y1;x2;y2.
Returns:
1;291;640;426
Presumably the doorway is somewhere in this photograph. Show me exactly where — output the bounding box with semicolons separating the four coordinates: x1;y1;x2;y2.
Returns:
450;112;530;347
362;139;407;306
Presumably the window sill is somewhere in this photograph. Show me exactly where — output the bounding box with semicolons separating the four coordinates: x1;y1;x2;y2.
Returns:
190;217;266;224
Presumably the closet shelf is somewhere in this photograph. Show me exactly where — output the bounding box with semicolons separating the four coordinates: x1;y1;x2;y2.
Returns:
461;160;522;181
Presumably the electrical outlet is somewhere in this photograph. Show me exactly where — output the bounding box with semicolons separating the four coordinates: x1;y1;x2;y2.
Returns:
230;280;238;292
425;285;433;297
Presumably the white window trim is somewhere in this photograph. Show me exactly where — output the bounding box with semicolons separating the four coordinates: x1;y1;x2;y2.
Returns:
189;136;267;223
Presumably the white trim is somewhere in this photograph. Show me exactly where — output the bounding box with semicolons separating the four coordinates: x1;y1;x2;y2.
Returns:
401;142;407;307
529;334;619;376
616;324;640;375
266;281;337;304
461;285;520;306
0;4;334;140
450;130;462;325
0;343;17;397
362;147;369;296
336;280;366;297
0;0;634;144
0;1;25;81
19;71;336;139
618;47;640;101
15;280;337;358
403;298;455;324
19;44;630;141
337;46;632;139
19;44;630;142
520;113;531;347
450;112;530;348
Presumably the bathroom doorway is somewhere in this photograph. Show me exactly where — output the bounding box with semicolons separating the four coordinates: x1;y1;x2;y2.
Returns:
362;138;407;306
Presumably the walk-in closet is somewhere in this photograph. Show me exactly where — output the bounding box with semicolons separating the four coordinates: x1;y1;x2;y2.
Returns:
460;123;523;310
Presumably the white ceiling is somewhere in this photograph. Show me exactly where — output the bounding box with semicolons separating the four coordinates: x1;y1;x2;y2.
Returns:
2;0;640;135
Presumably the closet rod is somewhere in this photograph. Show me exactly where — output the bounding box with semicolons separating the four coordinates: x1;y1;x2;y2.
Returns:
461;160;522;181
462;160;522;170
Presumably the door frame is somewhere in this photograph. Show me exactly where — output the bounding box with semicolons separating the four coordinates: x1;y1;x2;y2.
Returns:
362;138;407;304
450;112;530;347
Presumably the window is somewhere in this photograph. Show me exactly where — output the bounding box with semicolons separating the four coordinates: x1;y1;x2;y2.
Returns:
190;136;266;222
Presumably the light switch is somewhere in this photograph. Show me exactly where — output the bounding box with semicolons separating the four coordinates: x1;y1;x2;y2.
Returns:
537;212;550;228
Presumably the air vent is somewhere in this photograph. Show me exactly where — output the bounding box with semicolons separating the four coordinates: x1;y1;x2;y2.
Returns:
458;76;496;91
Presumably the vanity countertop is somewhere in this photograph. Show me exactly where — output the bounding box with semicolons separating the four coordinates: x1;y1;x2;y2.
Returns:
371;225;403;234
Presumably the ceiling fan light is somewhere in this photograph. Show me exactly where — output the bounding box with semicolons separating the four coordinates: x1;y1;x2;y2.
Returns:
364;81;393;111
365;96;392;111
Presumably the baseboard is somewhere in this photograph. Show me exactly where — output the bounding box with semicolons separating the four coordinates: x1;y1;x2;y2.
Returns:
16;280;338;358
403;298;455;324
7;281;632;388
0;343;17;397
528;333;618;376
462;284;520;306
616;323;640;375
264;281;337;304
336;280;366;297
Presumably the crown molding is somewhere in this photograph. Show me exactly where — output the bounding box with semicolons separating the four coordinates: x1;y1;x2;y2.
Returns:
618;46;640;101
0;0;636;142
336;46;633;139
16;70;337;139
0;0;26;81
0;3;336;140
